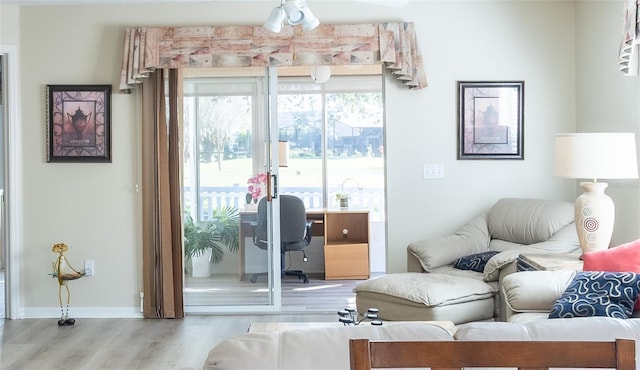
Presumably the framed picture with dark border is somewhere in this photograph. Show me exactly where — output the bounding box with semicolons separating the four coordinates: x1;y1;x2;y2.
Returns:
47;84;112;163
457;81;524;160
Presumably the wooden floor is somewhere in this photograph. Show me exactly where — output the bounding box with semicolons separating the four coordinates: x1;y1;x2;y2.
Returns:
1;273;372;369
184;273;364;311
0;314;339;370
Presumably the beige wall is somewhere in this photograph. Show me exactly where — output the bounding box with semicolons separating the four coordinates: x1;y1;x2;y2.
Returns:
575;1;640;246
1;0;638;317
0;5;19;45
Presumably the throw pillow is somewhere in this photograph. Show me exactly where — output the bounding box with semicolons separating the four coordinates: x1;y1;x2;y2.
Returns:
583;239;640;309
453;251;500;273
548;271;640;319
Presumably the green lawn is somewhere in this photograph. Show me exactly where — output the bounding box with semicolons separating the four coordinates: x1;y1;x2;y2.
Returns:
185;156;384;189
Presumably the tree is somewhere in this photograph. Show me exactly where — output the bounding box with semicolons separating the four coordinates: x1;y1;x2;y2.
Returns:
198;95;251;170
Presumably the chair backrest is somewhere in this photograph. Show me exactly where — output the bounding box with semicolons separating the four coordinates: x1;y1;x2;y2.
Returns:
254;195;307;250
349;338;636;370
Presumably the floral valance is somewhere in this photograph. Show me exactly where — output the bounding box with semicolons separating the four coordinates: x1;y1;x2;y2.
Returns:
119;22;427;93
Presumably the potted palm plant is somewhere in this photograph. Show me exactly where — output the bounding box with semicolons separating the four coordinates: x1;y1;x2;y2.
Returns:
183;206;239;277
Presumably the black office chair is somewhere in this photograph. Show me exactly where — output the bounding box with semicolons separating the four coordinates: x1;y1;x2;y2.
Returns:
250;195;313;284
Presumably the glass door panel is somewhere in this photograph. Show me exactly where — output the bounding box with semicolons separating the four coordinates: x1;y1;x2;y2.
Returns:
182;68;280;312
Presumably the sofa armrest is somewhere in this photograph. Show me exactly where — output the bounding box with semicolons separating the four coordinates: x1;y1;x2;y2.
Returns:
502;270;576;320
407;252;425;272
407;215;490;272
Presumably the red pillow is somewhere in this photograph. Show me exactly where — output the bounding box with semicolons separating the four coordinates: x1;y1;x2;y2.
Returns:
583;239;640;309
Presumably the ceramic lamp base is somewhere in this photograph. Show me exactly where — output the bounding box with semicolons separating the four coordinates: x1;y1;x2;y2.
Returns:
575;181;614;255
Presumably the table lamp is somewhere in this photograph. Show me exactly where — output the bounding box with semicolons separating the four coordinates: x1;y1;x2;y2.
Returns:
553;132;639;255
278;141;289;167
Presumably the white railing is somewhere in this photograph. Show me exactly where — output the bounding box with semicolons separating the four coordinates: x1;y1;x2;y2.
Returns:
185;186;385;221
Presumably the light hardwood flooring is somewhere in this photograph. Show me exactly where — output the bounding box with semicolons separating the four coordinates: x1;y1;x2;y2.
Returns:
184;273;365;311
0;314;339;370
1;274;373;370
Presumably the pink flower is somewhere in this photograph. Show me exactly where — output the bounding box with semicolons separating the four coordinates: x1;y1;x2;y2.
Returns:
247;173;267;202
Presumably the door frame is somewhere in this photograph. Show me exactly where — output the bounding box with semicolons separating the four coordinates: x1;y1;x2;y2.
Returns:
1;44;23;319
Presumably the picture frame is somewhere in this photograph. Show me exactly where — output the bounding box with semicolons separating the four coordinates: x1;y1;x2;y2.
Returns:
457;81;524;160
47;84;112;163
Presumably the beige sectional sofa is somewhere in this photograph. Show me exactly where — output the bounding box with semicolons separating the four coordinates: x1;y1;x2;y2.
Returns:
503;269;640;322
354;198;581;323
204;269;640;370
205;319;640;370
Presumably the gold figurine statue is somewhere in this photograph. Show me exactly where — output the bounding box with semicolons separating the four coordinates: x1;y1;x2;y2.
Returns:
51;243;85;326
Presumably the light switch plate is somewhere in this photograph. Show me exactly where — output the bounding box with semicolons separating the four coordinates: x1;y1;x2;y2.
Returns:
423;163;445;179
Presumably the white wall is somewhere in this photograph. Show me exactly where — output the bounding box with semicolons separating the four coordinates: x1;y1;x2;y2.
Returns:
2;0;638;316
575;1;640;246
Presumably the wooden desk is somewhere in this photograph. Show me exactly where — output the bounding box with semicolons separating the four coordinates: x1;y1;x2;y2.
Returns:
239;208;370;280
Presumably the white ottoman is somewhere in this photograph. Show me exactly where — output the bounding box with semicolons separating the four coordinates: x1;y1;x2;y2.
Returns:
353;272;498;324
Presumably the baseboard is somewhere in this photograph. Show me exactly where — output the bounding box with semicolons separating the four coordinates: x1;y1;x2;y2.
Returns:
22;306;143;319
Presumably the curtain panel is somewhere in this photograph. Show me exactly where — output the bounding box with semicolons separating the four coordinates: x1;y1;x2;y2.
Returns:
119;22;427;92
141;68;184;319
619;0;640;75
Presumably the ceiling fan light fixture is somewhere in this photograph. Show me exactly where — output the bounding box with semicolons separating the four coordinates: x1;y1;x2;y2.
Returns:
266;0;319;33
283;0;304;25
264;6;285;33
300;6;319;31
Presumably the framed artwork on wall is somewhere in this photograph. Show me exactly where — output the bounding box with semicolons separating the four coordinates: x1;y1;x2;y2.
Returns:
457;81;524;160
47;84;112;163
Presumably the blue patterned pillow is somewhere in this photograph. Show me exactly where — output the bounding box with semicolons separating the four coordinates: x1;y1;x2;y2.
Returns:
453;251;500;273
549;271;640;319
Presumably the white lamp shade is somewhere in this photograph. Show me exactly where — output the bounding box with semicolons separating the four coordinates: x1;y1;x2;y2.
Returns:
278;141;290;167
283;0;304;25
554;132;639;180
264;6;284;33
300;6;319;31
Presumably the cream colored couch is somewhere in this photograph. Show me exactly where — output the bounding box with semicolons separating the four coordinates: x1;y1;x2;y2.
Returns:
354;198;581;323
204;318;640;370
503;270;640;322
204;269;640;370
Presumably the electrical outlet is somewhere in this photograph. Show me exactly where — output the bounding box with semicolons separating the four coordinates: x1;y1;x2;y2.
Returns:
84;260;95;276
423;163;445;179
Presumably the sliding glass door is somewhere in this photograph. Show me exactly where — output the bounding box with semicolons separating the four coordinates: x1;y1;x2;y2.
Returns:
181;67;385;313
182;67;282;312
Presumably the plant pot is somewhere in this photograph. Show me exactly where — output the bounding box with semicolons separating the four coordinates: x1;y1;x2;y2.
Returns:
191;249;212;278
340;198;349;208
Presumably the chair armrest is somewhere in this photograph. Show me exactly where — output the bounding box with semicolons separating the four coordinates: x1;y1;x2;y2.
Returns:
250;221;258;246
304;220;314;245
407;215;490;272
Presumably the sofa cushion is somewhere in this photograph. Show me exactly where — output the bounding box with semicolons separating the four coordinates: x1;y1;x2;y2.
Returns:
487;198;574;245
548;271;640;319
204;323;454;370
503;270;576;313
454;251;500;272
583;239;640;309
483;240;581;282
455;316;640;346
407;215;490;272
353;272;497;307
353;272;496;307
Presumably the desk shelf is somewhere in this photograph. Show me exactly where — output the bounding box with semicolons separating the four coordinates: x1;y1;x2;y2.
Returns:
324;211;370;280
